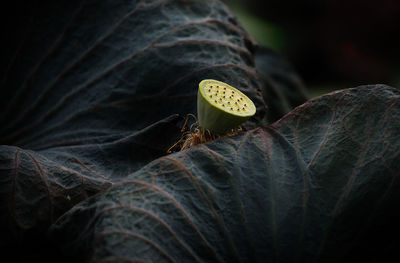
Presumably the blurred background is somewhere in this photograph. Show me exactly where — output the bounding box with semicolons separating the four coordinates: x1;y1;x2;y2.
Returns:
222;0;400;97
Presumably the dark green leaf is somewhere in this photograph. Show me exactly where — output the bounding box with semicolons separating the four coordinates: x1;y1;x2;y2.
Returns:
0;0;268;150
50;85;400;262
254;46;309;121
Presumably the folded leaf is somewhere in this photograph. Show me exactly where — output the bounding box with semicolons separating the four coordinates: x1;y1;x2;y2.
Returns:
0;0;269;150
50;85;400;262
254;46;309;121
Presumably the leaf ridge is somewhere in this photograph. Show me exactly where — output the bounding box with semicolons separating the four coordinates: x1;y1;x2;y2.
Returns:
100;230;177;263
120;180;219;261
100;205;202;263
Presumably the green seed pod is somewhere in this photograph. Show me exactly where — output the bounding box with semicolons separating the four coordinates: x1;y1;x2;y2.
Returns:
197;79;256;134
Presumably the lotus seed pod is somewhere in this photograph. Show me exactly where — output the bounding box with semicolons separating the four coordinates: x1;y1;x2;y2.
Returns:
197;79;256;134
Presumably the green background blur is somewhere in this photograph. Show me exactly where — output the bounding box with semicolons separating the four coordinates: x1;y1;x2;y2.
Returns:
223;0;400;97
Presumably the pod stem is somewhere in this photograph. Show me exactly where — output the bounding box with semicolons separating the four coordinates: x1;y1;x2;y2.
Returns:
167;114;242;153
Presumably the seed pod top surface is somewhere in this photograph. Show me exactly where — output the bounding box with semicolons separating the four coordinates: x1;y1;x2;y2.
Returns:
198;79;256;116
